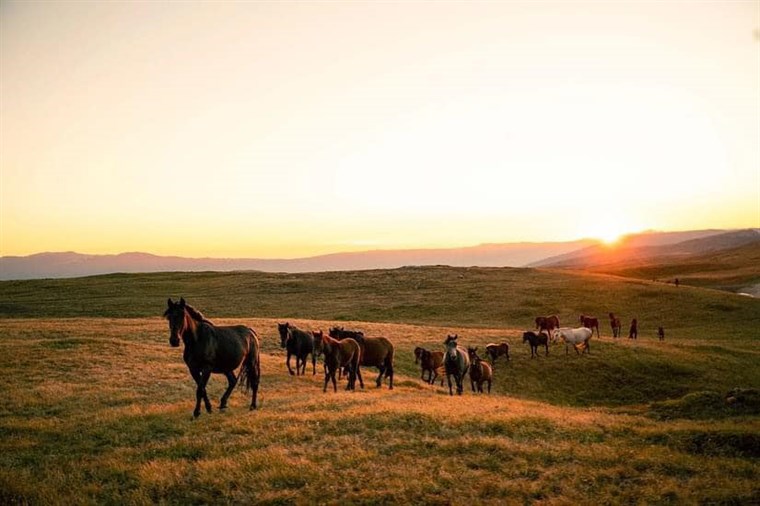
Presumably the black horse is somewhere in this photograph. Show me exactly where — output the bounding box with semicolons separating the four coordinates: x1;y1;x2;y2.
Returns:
277;322;316;376
164;298;260;417
522;331;549;358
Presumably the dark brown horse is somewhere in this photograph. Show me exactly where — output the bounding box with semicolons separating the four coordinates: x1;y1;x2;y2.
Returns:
485;342;510;364
467;347;492;394
163;298;260;417
277;322;316;376
658;326;665;341
523;331;549;358
535;315;560;336
414;347;444;386
628;318;638;340
329;327;395;389
321;333;362;392
579;315;600;338
609;313;622;338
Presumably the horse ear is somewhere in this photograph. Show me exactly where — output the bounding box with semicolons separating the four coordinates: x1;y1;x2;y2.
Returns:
179;298;186;307
167;298;173;307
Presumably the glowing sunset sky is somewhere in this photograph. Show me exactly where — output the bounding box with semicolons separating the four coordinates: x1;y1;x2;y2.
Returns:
1;1;758;258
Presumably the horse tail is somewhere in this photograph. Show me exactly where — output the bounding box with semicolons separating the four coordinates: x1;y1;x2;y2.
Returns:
239;329;261;409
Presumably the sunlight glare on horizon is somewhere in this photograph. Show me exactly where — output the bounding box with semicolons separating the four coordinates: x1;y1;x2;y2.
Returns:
1;1;758;257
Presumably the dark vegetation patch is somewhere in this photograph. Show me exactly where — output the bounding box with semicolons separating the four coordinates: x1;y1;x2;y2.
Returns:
645;429;760;459
649;390;760;421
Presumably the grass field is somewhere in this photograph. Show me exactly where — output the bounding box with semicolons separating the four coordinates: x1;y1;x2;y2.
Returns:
1;267;758;504
587;242;760;294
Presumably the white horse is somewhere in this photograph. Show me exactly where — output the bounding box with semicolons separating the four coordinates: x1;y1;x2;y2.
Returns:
553;327;593;355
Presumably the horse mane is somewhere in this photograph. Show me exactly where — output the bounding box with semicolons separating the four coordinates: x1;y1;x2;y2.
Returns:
184;304;214;325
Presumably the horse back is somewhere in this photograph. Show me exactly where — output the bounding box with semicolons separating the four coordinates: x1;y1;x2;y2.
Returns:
359;336;394;367
193;324;255;373
288;327;315;355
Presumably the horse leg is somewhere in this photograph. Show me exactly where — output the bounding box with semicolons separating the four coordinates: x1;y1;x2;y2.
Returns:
219;371;238;410
447;374;453;396
457;375;464;395
312;353;317;376
323;368;330;393
544;344;549;356
355;364;364;389
487;380;491;394
191;367;213;418
286;352;295;376
346;364;355;391
200;367;213;413
375;366;385;388
387;364;394;390
355;365;364;389
189;368;212;418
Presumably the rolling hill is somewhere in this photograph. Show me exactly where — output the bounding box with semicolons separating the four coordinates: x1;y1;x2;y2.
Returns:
530;229;758;269
0;266;758;504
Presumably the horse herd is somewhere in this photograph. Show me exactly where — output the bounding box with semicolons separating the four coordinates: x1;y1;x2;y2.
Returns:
164;298;662;417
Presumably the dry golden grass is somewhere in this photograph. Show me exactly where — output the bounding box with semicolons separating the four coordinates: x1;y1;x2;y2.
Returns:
0;317;758;504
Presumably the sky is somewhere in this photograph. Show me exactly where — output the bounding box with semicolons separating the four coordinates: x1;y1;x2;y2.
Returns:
1;1;758;258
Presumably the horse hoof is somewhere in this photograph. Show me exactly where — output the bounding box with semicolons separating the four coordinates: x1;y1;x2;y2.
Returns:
219;406;227;412
289;371;295;376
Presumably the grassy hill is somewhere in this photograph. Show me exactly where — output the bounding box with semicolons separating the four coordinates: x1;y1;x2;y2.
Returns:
0;267;758;504
1;266;759;339
590;242;760;294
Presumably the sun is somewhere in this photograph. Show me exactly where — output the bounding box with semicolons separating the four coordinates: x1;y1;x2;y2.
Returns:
580;213;641;245
596;227;624;245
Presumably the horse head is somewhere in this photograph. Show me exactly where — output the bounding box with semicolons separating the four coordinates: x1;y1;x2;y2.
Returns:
163;297;188;347
277;322;291;348
312;330;323;356
445;334;459;360
467;346;480;363
414;347;424;364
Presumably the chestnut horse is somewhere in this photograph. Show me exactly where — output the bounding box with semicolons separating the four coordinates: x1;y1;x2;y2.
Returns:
414;347;444;386
535;315;560;336
609;313;622;338
330;327;395;389
163;298;260;417
467;347;493;394
320;333;362;392
579;315;600;338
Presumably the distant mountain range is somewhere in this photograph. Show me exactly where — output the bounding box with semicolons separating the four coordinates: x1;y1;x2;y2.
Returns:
1;229;757;281
0;240;595;280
